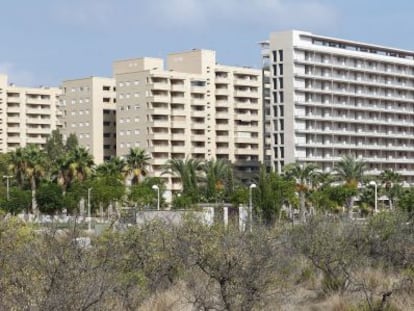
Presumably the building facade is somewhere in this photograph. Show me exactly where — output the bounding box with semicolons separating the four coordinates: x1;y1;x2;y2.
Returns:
0;74;61;153
60;77;116;164
262;30;414;182
113;49;262;199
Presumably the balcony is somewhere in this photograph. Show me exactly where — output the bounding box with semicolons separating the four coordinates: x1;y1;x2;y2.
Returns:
216;124;229;130
191;110;205;117
216;136;228;142
26;118;51;125
150;132;170;140
151;145;170;153
171;146;186;153
150;95;169;103
191;134;205;141
235;136;259;144
192;147;206;154
171;96;186;104
236;148;259;155
7;136;21;144
26;127;51;135
191;122;206;130
7;117;21;124
27;108;52;115
171;84;185;92
26;137;46;144
7;106;20;113
151;82;170;91
150;108;169;115
150;120;170;128
216;147;230;154
234;78;259;87
191;85;205;94
234;90;258;98
215;89;228;95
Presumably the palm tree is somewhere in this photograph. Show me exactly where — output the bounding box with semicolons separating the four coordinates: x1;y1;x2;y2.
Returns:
95;156;126;180
163;158;203;200
66;146;94;183
201;159;230;203
125;147;151;185
334;155;365;218
9;145;46;213
379;169;401;210
284;162;319;222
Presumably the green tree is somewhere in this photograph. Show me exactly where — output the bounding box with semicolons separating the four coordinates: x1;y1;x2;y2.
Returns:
66;146;94;183
95;156;126;180
65;133;79;152
45;129;65;164
201;159;230;203
334;155;365;218
398;186;414;214
90;175;125;213
284;162;319;222
0;187;31;214
36;182;64;214
379;169;402;210
128;177;164;209
256;167;296;224
125;147;150;185
163;158;203;202
9;145;47;213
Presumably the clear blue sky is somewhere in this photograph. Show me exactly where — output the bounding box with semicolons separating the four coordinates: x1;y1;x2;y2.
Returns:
1;0;414;86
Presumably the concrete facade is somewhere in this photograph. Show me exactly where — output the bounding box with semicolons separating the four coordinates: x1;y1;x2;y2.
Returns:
113;49;263;199
262;30;414;182
0;74;61;153
60;77;116;164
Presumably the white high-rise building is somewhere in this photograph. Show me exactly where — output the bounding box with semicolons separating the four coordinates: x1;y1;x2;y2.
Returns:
60;77;117;164
114;49;263;199
0;74;61;153
262;30;414;182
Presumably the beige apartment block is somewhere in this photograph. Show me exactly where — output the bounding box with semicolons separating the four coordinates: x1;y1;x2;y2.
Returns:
0;74;61;153
113;49;262;199
60;77;116;164
262;30;414;182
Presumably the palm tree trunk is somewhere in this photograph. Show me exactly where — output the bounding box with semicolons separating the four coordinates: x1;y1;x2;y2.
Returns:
299;191;306;223
31;177;37;214
346;196;354;219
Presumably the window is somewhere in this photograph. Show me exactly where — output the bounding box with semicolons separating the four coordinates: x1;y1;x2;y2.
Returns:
279;64;284;75
279;92;284;103
279;50;284;62
279;78;284;89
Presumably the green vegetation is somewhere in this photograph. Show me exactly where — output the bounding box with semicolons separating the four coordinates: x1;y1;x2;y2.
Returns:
0;212;411;310
0;130;412;223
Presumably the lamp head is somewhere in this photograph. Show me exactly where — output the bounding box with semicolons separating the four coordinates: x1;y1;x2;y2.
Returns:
152;185;159;190
249;183;257;189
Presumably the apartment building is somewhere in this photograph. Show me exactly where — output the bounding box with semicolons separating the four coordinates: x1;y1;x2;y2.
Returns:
113;49;262;199
0;74;61;153
262;30;414;181
60;77;116;164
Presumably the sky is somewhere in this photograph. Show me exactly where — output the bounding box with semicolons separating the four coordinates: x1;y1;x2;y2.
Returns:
1;0;414;87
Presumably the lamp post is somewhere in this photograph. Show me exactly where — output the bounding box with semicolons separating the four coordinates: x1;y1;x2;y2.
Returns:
3;175;12;201
369;181;378;213
249;183;256;232
152;185;160;211
87;188;92;231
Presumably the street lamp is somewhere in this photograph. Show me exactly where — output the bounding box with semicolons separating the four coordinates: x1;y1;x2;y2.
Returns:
3;175;12;201
369;181;378;213
87;188;92;231
249;183;257;231
152;185;160;211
